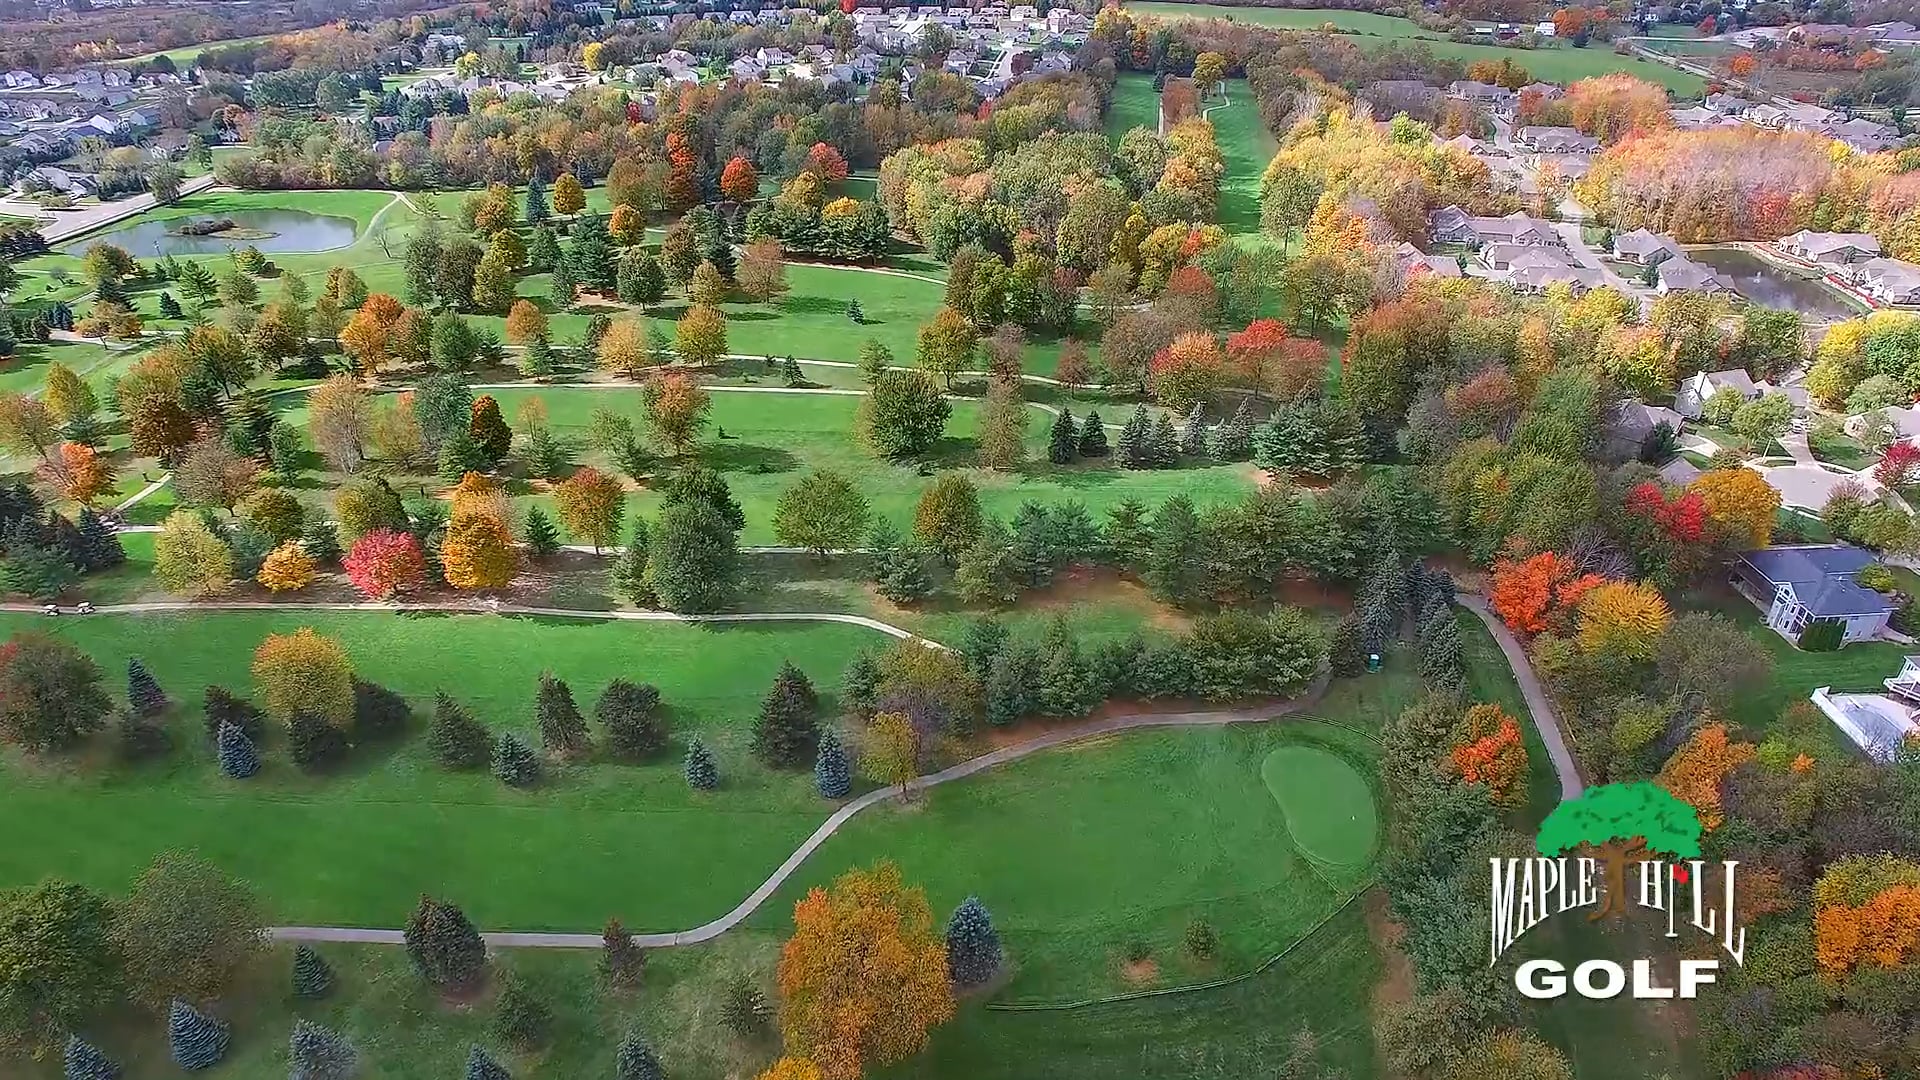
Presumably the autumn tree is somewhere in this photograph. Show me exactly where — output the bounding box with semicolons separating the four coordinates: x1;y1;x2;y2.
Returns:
342;528;426;599
1487;551;1605;635
1688;468;1781;550
1657;724;1755;832
675;304;729;367
339;293;408;374
643;373;711;456
976;379;1028;470
739;239;790;303
258;542;316;592
1575;580;1671;661
38;442;114;506
720;155;760;202
916;307;977;386
252;627;354;729
153;510;235;597
1448;704;1529;809
442;511;517;590
776;860;955;1080
774;470;871;556
504;299;548;345
554;466;626;552
111;851;263;1008
309;373;374;473
553;173;586;217
913;475;982;564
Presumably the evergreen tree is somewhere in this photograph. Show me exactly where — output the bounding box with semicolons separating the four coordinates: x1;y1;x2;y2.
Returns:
1357;552;1408;653
518;507;560;559
127;658;167;718
158;292;184;320
841;652;879;721
1144;495;1205;606
527;226;562;273
601;917;645;988
873;536;933;604
1115;405;1150;468
684;738;718;789
429;692;493;769
76;508;125;570
1328;615;1366;677
610;537;652;606
596;679;666;760
783;355;803;385
1104;499;1153;569
288;1020;356;1080
614;1032;664;1080
524;176;549;223
847;298;864;323
300;520;341;564
287;712;347;771
534;672;589;754
168;999;230;1071
1047;408;1078;464
492;976;553;1048
814;727;851;798
752;661;819;767
1179;401;1209;457
292;944;334;998
1418;605;1464;689
204;685;264;743
984;644;1037;728
945;896;1003;988
63;1035;119;1080
352;678;411;742
1147;413;1180;468
465;1044;510;1080
960;616;1010;684
720;977;773;1036
216;721;260;779
492;733;539;787
1036;619;1099;717
1215;396;1256;461
404;895;487;991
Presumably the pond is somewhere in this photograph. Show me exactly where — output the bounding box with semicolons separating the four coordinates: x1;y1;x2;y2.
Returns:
1687;246;1866;320
61;209;358;257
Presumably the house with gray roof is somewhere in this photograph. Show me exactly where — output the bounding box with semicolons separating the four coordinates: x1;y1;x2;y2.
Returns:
1735;544;1897;645
1604;400;1685;461
1675;368;1759;417
1655;256;1734;295
1778;230;1882;267
1858;257;1920;304
1515;126;1599;153
1612;227;1677;265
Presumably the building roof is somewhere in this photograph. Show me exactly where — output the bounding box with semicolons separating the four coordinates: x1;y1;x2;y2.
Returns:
1609;400;1684;440
1614;228;1677;258
1695;368;1759;396
1657;256;1731;292
1741;544;1895;618
1783;230;1882;257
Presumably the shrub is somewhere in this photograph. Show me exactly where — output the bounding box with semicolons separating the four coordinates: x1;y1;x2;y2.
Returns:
216;721;261;779
1183;919;1218;959
1798;618;1845;652
492;975;553;1048
287;712;348;771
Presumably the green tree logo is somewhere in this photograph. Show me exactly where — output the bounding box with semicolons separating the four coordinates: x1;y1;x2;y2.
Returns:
1536;782;1701;920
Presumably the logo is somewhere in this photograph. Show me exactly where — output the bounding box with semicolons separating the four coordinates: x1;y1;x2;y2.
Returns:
1488;781;1747;1000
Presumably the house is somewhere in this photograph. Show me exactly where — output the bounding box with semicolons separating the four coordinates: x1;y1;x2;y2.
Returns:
1825;116;1902;151
1777;230;1882;266
1447;80;1516;112
1668;105;1723;128
1515;126;1600;153
1429;205;1560;248
16;165;96;196
1735;544;1898;644
1846;403;1920;443
1604;400;1685;461
1655;256;1733;295
1675;368;1760;417
1858;257;1920;304
1509;263;1602;293
1480;243;1571;272
1613;228;1678;265
1391;241;1462;279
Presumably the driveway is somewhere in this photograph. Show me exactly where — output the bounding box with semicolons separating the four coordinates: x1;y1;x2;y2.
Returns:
1750;462;1858;511
35;174;217;245
1553;219;1654;312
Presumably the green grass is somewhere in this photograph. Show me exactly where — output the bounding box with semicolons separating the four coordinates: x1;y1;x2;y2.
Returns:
1105;72;1161;141
1209;80;1279;236
1260;743;1378;869
1127;1;1705;93
119;31;286;65
1681;590;1910;734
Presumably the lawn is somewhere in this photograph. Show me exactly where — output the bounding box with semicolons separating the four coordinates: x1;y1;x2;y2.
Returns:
1127;1;1705;93
1208;79;1279;236
118;31;288;65
1105;72;1161;141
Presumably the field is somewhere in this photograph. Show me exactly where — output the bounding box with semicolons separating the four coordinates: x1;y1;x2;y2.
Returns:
119;31;286;66
1126;1;1706;93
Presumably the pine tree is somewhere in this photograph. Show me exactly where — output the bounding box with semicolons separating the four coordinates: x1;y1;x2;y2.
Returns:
465;1044;510;1080
614;1032;665;1080
610;539;652;606
492;975;553;1048
1179;401;1209;457
492;732;539;787
751;662;819;768
216;721;261;779
1115;405;1150;468
1148;413;1180;468
127;658;168;718
1078;409;1110;457
684;738;718;789
524;176;549;223
875;542;933;603
76;508;125;570
63;1035;118;1080
1419;605;1464;689
158;292;184;319
1047;408;1078;464
847;298;864;323
1357;552;1407;653
168;999;230;1071
601;917;645;988
287;712;348;771
721;977;773;1036
1328;615;1366;677
292;943;335;998
429;692;493;769
1214;396;1255;461
534;672;589;754
841;652;879;721
301;520;342;564
288;1019;356;1080
945;896;1003;988
204;685;264;742
814;727;851;798
596;678;666;760
984;645;1036;728
404;895;487;991
783;355;804;385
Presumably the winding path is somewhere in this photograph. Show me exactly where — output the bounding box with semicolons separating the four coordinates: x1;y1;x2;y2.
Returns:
1457;595;1584;801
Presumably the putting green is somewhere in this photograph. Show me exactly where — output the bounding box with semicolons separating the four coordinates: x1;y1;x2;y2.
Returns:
1261;743;1379;870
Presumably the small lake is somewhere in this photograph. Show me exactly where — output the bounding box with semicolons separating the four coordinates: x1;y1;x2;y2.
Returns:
1687;246;1866;320
61;209;358;257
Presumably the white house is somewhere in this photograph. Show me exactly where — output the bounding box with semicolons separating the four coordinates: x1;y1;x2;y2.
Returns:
1735;544;1897;644
1858;257;1920;304
1777;230;1882;266
1675;368;1760;417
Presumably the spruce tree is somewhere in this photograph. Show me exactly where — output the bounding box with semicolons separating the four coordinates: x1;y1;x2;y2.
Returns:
292;943;335;998
815;727;851;798
684;738;718;789
1078;409;1110;457
984;644;1036;727
1179;401;1209;457
205;685;265;742
1328;615;1366;677
720;977;773;1036
404;895;487;991
216;721;261;779
841;652;879;721
63;1035;118;1080
492;733;539;787
847;298;864;323
1115;405;1150;468
517;507;560;561
465;1044;510;1080
596;679;666;760
352;678;411;742
1148;413;1180;468
1214;396;1255;461
288;1019;356;1080
960;616;1010;684
615;1032;665;1080
534;672;589;754
751;662;819;767
288;712;348;771
601;917;645;988
524;176;549;223
76;508;125;570
1046;407;1078;464
945;896;1003;988
1036;620;1099;718
876;542;933;603
127;658;167;718
158;291;184;319
492;976;553;1048
300;520;342;564
429;692;493;769
168;999;230;1071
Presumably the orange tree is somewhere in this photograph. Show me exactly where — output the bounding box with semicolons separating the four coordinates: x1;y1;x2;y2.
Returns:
442;511;517;590
256;542;316;593
1448;703;1529;809
776;860;954;1080
1812;856;1920;975
643;372;711;456
39;441;114;506
553;466;626;552
720;155;759;202
1657;723;1755;831
1487;550;1604;635
251;627;354;728
504;299;548;344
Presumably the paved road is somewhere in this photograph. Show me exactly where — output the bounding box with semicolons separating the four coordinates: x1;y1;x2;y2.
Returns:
36;175;217;245
1553;220;1653;313
1458;595;1585;802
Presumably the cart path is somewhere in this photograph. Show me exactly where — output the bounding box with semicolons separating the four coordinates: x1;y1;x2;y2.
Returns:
1457;594;1584;801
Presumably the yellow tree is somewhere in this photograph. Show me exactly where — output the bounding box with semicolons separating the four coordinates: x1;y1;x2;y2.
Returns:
582;41;606;70
251;627;354;728
442;512;518;590
153;510;235;597
1687;468;1781;550
642;372;711;456
257;542;316;593
610;204;646;246
553;466;626;552
449;471;511;528
1657;723;1755;831
862;711;920;799
553;172;586;217
776;861;955;1080
675;304;728;367
42;363;97;425
756;1060;823;1080
1574;580;1671;662
505;300;549;345
598;317;658;379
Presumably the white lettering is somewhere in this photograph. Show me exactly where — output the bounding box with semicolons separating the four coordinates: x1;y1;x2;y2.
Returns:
1489;858;1522;965
1515;960;1565;999
1680;959;1719;997
1632;959;1672;998
1574;960;1626;999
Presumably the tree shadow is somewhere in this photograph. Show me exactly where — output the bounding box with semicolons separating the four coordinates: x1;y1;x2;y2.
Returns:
917;435;978;469
779;295;851;316
700;442;799;475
